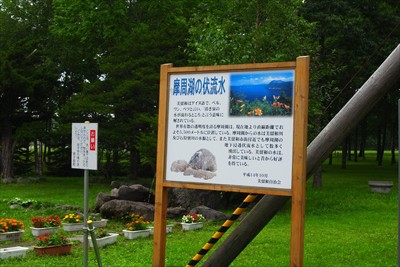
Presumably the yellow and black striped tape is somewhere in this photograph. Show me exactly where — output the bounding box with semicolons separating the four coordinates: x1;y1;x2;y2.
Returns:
186;193;258;267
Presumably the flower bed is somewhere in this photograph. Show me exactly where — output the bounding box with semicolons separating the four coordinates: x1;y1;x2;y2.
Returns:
124;213;150;231
0;218;25;241
181;214;205;223
31;214;61;228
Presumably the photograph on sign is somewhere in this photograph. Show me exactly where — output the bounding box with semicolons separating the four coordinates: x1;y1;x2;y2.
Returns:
166;70;295;190
71;123;98;170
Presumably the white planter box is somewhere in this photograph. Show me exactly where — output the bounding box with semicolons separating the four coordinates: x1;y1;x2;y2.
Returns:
181;222;203;231
76;233;118;248
122;229;151;240
30;226;59;237
62;223;84;232
92;219;108;228
368;181;393;194
0;230;24;242
0;246;29;259
148;225;173;235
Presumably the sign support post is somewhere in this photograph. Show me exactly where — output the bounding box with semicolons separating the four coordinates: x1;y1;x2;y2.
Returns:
71;121;98;267
290;56;310;267
83;168;89;266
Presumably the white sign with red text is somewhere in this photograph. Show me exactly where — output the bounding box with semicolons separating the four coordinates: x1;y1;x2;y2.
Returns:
71;123;98;170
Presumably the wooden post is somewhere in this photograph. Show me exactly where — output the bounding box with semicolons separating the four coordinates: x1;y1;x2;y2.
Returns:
152;63;172;267
203;44;400;267
290;56;310;267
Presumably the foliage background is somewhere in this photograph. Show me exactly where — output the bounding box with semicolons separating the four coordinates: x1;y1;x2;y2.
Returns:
0;0;399;182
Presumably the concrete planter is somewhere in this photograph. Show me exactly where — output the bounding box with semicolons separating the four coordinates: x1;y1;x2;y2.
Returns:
122;229;151;240
92;219;108;228
148;225;173;235
0;246;29;259
75;233;118;248
368;181;393;194
0;230;24;242
30;226;59;237
181;222;203;231
62;223;84;232
33;243;72;256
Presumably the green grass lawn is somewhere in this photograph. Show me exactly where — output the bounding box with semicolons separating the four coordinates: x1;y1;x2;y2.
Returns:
0;152;398;266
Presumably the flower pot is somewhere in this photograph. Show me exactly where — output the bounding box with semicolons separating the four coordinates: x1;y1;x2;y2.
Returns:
148;225;173;235
62;223;84;232
181;222;203;231
75;233;118;248
33;243;72;256
30;226;59;237
0;230;24;242
0;246;29;259
92;219;108;228
122;229;151;240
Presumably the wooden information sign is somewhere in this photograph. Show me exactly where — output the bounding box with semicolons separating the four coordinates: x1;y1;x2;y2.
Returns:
153;56;309;267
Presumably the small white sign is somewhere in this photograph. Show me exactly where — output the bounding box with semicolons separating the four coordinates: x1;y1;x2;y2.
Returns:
71;123;98;170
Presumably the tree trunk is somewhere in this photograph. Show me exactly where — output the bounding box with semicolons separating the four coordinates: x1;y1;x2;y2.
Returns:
376;126;382;162
341;140;347;169
128;147;139;179
1;119;15;182
379;112;388;165
391;121;396;165
347;135;352;161
312;115;324;186
359;120;366;158
353;127;358;162
312;164;322;188
34;140;43;176
202;44;400;267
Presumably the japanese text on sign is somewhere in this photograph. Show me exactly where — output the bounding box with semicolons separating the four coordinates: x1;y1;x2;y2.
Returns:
71;123;98;170
166;70;295;190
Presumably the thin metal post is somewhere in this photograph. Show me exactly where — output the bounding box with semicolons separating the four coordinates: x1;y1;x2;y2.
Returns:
83;169;89;267
88;221;103;267
397;99;400;266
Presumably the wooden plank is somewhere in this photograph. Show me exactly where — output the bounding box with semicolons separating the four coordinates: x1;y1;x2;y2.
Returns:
290;56;310;267
166;61;296;74
163;181;292;196
152;63;172;267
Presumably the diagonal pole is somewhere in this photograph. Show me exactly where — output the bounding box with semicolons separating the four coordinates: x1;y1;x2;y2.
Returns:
203;44;400;267
186;194;258;266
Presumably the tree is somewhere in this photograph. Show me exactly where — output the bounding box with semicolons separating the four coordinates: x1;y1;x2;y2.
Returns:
301;0;400;184
50;0;191;179
187;0;314;65
0;0;58;181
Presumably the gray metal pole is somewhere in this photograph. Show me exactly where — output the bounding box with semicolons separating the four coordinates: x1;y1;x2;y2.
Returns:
83;169;89;267
397;99;400;266
88;221;103;267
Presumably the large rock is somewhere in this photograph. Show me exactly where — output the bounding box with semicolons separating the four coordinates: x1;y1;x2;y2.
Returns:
166;207;187;219
189;205;229;221
168;188;227;211
114;184;154;203
94;192;116;212
99;200;154;220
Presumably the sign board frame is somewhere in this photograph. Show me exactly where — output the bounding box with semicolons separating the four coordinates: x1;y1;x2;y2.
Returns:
71;122;98;171
153;56;309;267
